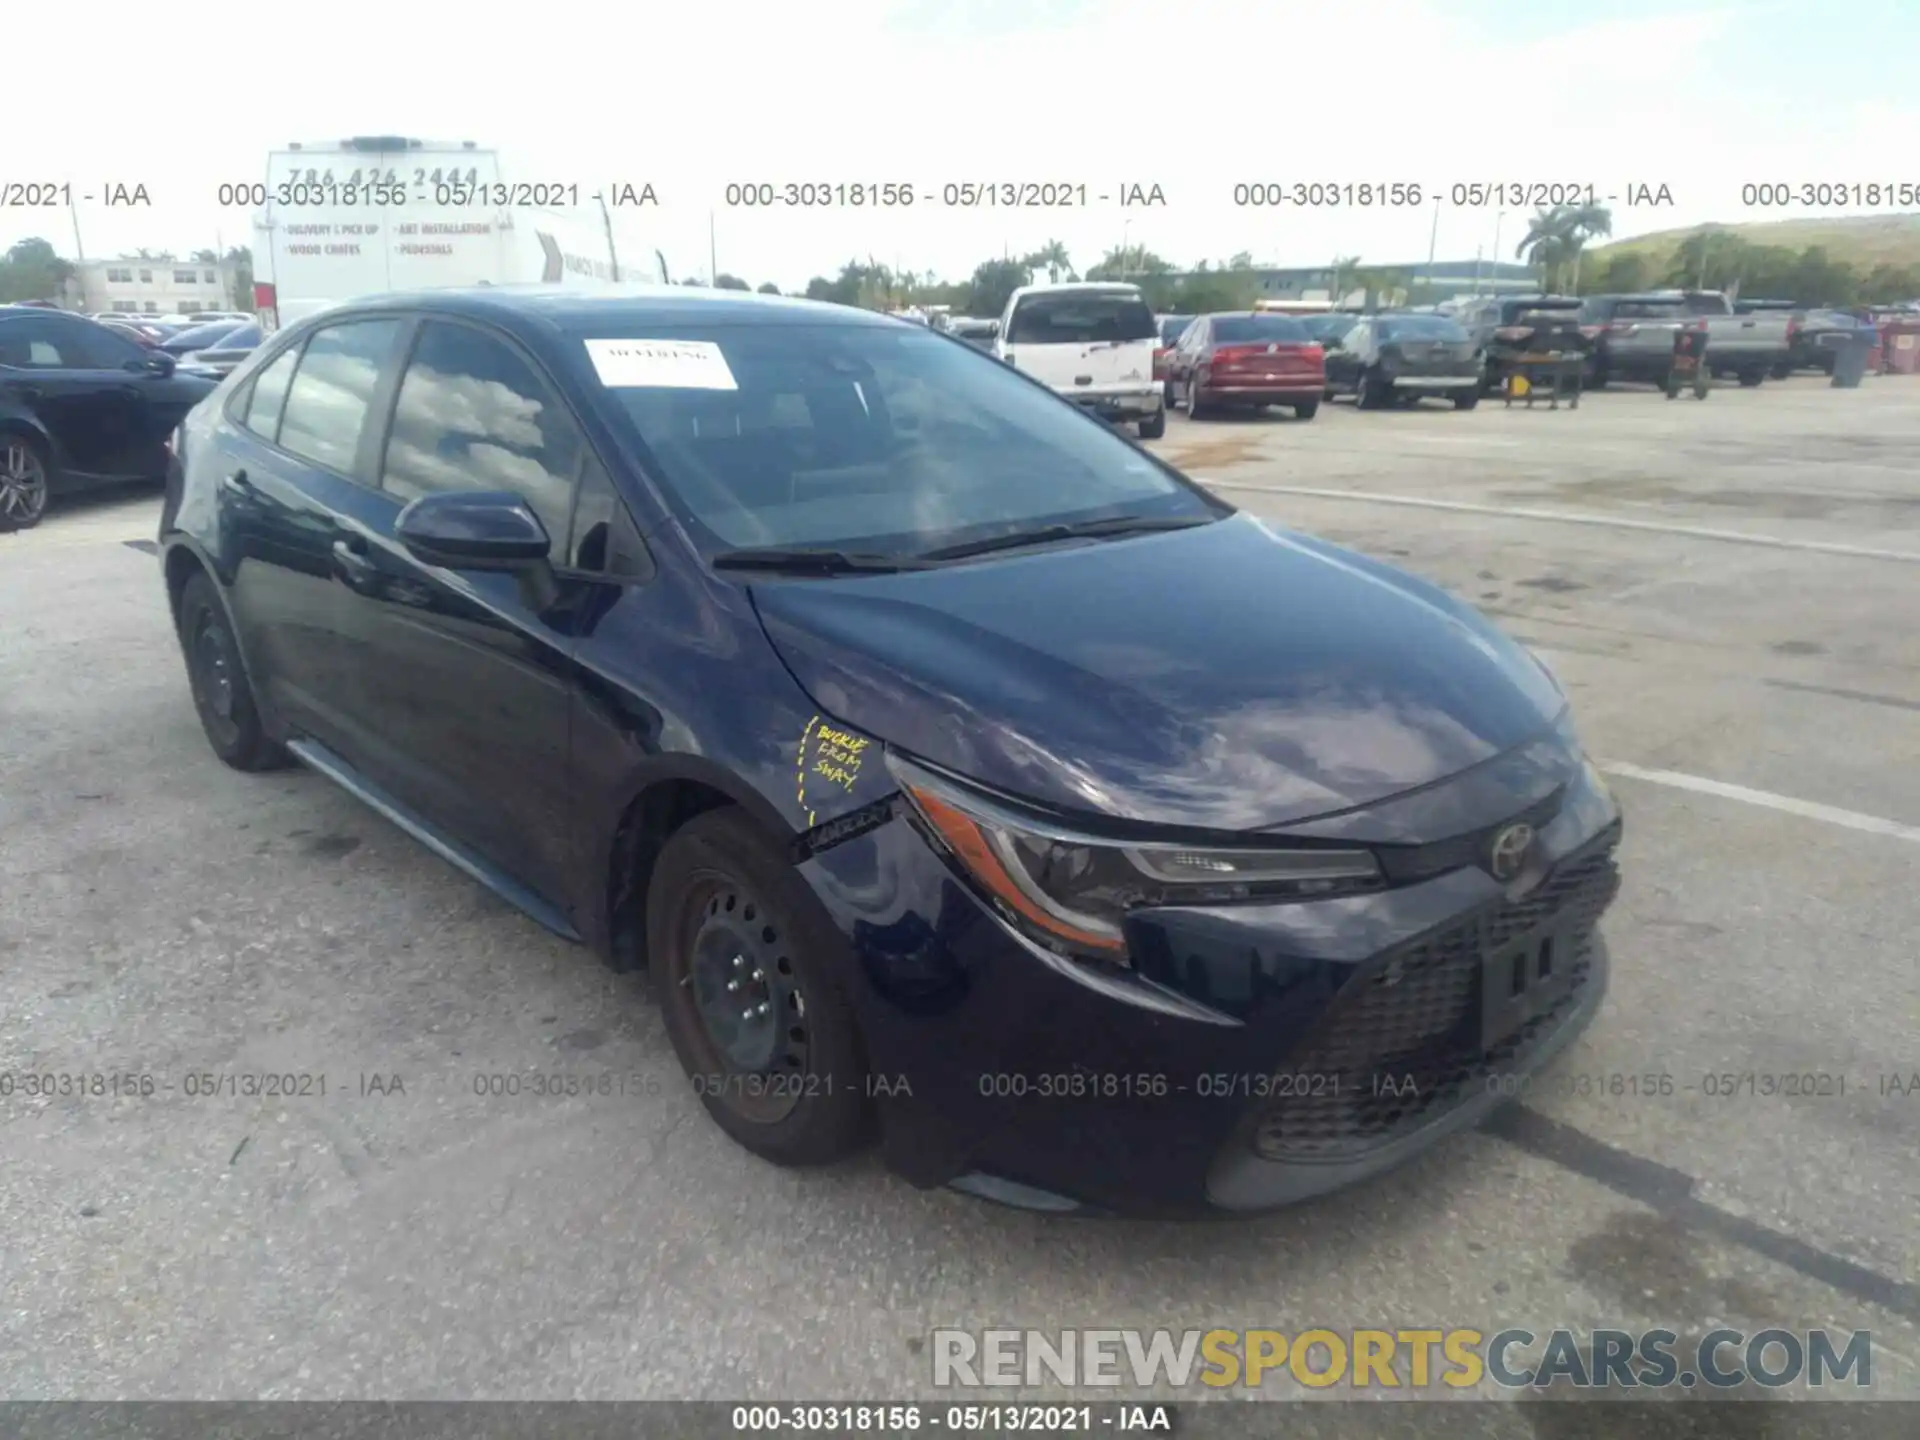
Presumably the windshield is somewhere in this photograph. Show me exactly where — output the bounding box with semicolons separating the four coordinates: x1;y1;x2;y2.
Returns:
1377;316;1470;342
1210;315;1309;343
1006;292;1157;345
579;322;1221;556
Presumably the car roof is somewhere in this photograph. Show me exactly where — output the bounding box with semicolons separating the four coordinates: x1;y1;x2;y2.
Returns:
1007;282;1143;302
323;284;898;330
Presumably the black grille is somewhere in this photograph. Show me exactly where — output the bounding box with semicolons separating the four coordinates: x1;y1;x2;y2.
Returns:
1249;832;1621;1163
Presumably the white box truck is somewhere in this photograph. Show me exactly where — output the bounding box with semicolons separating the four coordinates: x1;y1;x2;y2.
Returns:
251;135;663;332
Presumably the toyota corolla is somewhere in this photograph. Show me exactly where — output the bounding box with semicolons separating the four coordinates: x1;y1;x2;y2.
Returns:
159;287;1623;1217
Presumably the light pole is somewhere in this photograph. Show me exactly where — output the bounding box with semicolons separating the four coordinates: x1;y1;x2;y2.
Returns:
1490;209;1506;294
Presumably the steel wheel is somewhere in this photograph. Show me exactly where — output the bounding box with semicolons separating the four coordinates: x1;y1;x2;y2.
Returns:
188;605;244;750
670;870;810;1125
1;438;50;529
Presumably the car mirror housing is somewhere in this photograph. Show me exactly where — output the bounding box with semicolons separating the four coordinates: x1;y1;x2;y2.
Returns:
396;490;552;570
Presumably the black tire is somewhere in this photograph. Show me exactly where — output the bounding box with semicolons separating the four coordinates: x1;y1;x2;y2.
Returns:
1586;360;1611;391
1771;362;1793;380
0;431;53;531
647;807;873;1167
1738;370;1765;387
1137;407;1166;440
1187;375;1211;420
1452;391;1479;411
176;571;290;771
1353;367;1378;410
1292;401;1319;421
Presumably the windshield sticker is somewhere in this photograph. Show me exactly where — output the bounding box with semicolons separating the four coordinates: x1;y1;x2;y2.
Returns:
584;338;737;391
796;714;870;825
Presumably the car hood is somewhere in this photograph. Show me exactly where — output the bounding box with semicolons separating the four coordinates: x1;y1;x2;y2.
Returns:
749;513;1566;832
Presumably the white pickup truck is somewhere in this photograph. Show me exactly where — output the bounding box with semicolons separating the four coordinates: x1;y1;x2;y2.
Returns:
994;282;1166;438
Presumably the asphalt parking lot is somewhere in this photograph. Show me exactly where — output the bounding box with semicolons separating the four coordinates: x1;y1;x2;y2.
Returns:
4;374;1919;1422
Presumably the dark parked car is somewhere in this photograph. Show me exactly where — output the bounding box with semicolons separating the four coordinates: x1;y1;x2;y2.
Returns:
176;322;264;379
0;306;217;528
1451;295;1588;394
1324;313;1483;409
1166;312;1325;420
1779;309;1865;376
160;319;252;356
160;287;1623;1218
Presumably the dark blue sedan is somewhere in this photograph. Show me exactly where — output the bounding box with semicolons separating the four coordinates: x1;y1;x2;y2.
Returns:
159;286;1623;1216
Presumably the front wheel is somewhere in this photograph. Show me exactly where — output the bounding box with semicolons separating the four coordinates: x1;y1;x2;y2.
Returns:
1353;367;1379;409
648;807;874;1167
1291;401;1319;421
1738;369;1765;387
1452;391;1479;410
0;433;52;531
1137;407;1166;440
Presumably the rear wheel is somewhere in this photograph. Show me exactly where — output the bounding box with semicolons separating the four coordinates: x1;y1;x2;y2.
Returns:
1137;407;1166;440
1452;391;1479;411
1187;375;1211;419
0;433;52;531
1292;401;1319;421
176;571;290;771
1738;369;1765;387
649;808;873;1167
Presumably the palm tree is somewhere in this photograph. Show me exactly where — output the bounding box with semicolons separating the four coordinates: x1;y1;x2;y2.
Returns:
1028;239;1073;283
1516;207;1571;289
1561;203;1613;292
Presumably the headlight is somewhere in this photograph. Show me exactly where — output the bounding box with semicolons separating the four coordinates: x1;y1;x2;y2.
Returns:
887;754;1383;961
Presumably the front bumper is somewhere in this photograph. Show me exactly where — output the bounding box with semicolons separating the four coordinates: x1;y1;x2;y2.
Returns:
801;754;1623;1218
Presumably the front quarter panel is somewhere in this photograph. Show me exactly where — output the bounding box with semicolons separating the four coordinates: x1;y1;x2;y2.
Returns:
569;560;898;943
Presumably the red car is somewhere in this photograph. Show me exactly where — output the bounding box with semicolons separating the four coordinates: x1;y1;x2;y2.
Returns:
1167;312;1325;421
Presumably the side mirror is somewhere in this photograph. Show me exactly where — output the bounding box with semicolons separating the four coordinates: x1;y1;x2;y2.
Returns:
396;490;551;570
397;490;560;610
133;351;176;377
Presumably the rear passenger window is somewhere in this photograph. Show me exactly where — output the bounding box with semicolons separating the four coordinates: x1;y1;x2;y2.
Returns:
380;320;579;545
276;319;406;474
243;344;302;442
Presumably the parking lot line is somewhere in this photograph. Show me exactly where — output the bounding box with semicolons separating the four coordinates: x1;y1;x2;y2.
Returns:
1193;480;1920;565
1602;761;1920;844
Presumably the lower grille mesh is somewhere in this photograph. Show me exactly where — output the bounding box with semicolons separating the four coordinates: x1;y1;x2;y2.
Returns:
1250;839;1621;1163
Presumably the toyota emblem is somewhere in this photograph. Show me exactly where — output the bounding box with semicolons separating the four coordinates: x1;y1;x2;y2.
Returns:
1488;823;1535;882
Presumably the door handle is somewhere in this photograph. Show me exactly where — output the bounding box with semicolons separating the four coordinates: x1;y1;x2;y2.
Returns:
330;537;378;589
219;469;253;494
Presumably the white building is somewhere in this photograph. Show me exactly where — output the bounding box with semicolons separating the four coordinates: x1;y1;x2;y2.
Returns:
64;257;243;316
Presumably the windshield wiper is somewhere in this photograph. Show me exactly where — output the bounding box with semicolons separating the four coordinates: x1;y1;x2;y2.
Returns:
915;513;1216;563
711;546;934;575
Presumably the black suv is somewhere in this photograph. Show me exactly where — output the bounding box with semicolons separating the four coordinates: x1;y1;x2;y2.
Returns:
1451;295;1588;394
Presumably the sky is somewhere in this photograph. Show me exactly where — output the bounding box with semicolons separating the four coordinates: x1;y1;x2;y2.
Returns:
5;0;1917;292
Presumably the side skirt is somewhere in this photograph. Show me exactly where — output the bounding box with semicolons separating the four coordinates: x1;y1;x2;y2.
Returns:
285;737;582;942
